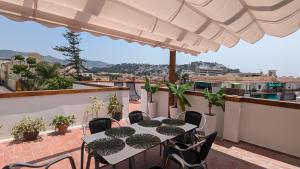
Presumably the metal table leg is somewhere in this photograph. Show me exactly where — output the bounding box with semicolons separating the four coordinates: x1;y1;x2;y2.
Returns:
80;142;85;169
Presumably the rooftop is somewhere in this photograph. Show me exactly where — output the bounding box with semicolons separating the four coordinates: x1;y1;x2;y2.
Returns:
1;115;299;169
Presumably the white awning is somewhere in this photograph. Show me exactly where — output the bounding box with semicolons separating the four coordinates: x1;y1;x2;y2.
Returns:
0;0;299;55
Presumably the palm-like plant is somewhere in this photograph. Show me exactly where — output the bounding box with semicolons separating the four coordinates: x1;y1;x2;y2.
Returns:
36;62;61;79
144;77;160;103
167;82;194;112
203;88;225;116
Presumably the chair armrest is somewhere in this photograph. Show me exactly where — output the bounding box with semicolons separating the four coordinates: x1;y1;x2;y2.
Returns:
175;112;185;120
110;118;121;127
143;112;152;119
173;139;206;152
7;154;76;169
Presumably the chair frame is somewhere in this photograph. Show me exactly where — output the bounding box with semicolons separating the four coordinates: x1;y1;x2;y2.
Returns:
3;154;76;169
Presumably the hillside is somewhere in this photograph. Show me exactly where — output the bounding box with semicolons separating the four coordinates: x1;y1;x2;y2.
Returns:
0;50;109;68
94;62;240;76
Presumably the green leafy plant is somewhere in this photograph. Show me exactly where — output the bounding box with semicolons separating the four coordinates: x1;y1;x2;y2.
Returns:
11;117;46;140
50;115;76;128
47;76;74;90
144;77;160;103
167;82;194;112
107;94;123;117
203;88;225;116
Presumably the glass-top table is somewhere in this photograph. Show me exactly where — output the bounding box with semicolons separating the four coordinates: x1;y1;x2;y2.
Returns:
80;116;197;169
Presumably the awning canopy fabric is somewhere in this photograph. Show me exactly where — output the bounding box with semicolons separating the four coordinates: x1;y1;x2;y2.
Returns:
0;0;299;55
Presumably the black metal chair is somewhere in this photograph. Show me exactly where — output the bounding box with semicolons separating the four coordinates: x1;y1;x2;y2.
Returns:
174;111;206;144
2;154;76;169
128;110;151;124
89;118;112;134
86;117;120;169
164;131;218;169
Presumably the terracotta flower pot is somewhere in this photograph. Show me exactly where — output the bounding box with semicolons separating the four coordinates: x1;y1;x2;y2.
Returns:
23;131;39;140
57;124;69;134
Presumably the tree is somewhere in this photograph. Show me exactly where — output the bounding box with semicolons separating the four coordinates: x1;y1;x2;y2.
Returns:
11;55;37;90
53;30;86;80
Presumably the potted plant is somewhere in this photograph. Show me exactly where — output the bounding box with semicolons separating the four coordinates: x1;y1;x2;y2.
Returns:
107;94;123;121
203;88;225;134
144;77;160;117
167;82;194;118
50;115;76;134
11;117;46;141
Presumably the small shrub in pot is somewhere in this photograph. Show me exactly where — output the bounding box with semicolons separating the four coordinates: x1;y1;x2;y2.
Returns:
11;117;46;141
107;94;123;121
50;115;76;134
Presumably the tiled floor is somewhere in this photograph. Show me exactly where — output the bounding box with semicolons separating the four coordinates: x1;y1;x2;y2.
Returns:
1;102;300;169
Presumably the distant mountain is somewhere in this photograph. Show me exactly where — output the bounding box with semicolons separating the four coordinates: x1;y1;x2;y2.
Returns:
0;50;109;68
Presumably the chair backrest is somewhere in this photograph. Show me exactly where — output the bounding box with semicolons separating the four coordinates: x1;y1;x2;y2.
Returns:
128;111;144;124
185;111;202;126
89;118;112;134
199;131;218;161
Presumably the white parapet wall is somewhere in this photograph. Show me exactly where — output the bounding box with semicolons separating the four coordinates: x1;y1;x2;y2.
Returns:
142;88;300;158
239;101;300;158
0;87;129;140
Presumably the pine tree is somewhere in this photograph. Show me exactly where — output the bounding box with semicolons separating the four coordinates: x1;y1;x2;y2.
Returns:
54;30;86;80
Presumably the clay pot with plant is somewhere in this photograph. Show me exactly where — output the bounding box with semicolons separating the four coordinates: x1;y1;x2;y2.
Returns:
11;117;46;141
51;115;76;134
108;94;123;121
144;77;160;116
166;82;194;117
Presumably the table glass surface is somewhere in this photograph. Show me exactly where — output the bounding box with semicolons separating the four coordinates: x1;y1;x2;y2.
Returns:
82;116;197;165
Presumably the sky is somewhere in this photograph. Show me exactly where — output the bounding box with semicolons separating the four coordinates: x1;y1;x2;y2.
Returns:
0;16;299;77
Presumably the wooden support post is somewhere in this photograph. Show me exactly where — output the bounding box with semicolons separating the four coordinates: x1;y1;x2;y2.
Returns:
168;50;176;118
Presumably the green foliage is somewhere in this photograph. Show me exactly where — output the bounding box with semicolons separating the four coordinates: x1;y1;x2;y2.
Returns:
53;30;86;80
11;54;73;91
47;76;74;90
144;77;160;102
13;55;25;61
107;94;123;117
11;117;46;140
50;115;76;128
181;73;189;84
11;55;38;90
167;82;194;112
203;88;225;114
36;62;61;80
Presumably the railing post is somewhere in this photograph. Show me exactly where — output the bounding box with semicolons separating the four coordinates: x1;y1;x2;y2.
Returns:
168;50;176;118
